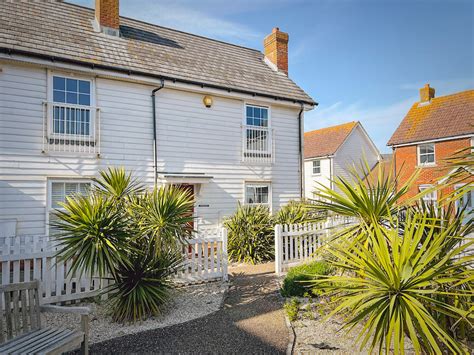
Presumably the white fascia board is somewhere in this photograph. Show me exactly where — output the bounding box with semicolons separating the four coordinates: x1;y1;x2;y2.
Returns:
0;54;314;111
389;134;474;148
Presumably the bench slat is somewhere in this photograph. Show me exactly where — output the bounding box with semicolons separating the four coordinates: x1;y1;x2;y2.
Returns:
0;328;56;352
20;329;76;354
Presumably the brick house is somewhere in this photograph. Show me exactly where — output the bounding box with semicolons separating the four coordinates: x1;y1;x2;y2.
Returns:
387;85;473;208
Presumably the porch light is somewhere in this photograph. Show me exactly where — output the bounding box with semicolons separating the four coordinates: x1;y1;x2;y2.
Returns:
203;95;213;108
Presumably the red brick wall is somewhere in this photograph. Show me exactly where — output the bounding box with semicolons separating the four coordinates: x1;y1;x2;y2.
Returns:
393;137;472;202
95;0;120;30
264;28;289;75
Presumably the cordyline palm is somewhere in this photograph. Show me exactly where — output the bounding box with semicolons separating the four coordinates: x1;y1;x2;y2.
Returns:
309;160;418;243
51;167;195;322
311;212;473;354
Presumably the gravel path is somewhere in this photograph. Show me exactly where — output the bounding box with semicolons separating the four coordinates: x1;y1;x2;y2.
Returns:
88;262;289;354
44;282;227;344
290;299;415;354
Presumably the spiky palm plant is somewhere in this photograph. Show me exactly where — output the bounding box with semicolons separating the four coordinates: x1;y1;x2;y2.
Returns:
51;167;194;322
274;200;325;225
106;248;182;323
311;212;473;354
224;203;274;264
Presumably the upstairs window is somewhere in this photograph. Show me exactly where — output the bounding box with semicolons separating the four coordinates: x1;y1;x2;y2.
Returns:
243;105;273;163
246;105;268;127
245;183;270;207
418;143;435;165
312;160;321;175
51;76;92;136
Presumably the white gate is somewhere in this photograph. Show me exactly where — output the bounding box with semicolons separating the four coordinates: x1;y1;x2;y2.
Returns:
274;216;356;275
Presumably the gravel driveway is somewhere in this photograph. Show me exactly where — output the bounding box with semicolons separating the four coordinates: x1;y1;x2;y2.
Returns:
88;262;288;354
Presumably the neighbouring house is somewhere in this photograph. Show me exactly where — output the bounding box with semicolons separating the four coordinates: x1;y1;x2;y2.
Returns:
303;121;380;198
387;85;473;210
0;1;316;239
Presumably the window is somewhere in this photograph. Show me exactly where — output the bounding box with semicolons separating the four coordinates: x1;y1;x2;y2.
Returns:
419;185;437;207
245;183;270;206
51;75;92;136
455;184;473;212
418;143;435;165
312;160;321;175
246;105;268;127
243;104;272;163
48;180;91;235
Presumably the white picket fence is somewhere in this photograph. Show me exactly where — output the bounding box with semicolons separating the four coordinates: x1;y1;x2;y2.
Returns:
0;229;228;306
274;216;356;275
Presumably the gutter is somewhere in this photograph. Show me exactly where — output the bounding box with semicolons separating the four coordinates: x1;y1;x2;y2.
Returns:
298;103;304;199
152;79;165;187
0;47;317;107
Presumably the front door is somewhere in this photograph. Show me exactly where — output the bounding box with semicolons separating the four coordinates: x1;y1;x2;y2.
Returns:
175;184;195;231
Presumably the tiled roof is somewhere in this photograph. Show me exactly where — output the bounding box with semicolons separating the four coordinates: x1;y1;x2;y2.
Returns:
387;90;474;146
0;2;315;105
304;121;358;159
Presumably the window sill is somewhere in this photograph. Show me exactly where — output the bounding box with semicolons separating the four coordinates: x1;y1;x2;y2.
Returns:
312;173;321;176
417;164;437;168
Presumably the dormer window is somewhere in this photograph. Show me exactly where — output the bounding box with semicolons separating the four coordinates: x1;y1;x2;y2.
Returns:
418;143;435;165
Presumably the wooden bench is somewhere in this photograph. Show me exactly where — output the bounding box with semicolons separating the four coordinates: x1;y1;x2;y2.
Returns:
0;280;90;354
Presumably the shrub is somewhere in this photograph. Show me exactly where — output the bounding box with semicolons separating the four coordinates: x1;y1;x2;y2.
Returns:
310;212;473;354
274;200;325;225
52;167;194;323
281;260;332;297
284;298;301;322
224;203;274;264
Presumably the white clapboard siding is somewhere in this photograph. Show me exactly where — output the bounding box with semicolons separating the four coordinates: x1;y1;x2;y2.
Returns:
0;62;301;237
0;230;228;307
274;216;357;275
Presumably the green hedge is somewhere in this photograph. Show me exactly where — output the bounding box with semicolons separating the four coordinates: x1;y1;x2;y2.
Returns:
281;260;332;297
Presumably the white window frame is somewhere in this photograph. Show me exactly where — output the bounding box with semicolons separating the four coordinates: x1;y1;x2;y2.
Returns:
46;178;92;235
312;160;321;175
244;181;272;210
243;103;273;161
417;143;435;166
419;184;437;207
454;184;473;213
47;71;96;141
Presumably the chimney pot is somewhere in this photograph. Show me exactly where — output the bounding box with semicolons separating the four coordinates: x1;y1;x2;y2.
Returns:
264;28;289;75
95;0;120;33
420;84;435;103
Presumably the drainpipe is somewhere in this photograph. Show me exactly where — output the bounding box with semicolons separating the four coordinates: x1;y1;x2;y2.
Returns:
152;78;165;187
298;102;304;199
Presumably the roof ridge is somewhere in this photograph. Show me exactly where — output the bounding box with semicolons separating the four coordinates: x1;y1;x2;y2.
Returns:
305;121;357;135
63;1;262;54
417;88;474;103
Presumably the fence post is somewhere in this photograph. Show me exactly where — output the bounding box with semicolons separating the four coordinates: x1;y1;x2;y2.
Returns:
221;228;228;282
275;224;283;276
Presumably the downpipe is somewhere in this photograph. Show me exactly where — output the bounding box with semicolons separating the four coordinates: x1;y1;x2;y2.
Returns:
152;78;165;187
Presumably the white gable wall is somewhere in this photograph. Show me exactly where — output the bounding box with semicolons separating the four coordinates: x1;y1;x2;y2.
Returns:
332;125;379;187
303;158;331;199
0;61;301;236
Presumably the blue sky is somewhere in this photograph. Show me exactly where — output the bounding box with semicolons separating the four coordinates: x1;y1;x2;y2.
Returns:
71;0;473;153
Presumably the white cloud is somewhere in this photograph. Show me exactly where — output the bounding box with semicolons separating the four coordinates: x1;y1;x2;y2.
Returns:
305;97;416;153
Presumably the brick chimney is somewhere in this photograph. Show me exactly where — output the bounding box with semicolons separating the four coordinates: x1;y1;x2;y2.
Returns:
264;28;289;75
95;0;120;35
419;84;435;103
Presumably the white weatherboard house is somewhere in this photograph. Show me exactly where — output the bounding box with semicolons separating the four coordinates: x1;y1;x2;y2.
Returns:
0;1;316;238
304;121;380;198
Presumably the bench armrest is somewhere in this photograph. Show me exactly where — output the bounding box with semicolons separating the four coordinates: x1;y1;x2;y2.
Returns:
40;304;91;315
